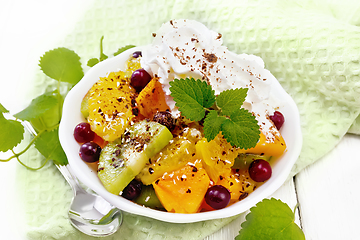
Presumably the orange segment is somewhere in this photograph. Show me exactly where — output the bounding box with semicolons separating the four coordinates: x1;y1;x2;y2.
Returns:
238;131;286;157
136;77;170;119
152;159;210;213
87;71;136;141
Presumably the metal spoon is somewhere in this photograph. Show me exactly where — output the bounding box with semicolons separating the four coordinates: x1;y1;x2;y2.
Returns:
57;164;123;236
23;122;122;236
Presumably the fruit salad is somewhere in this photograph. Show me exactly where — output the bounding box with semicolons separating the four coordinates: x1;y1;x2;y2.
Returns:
73;20;287;214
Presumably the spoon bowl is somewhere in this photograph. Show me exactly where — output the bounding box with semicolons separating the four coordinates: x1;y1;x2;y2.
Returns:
57;164;123;237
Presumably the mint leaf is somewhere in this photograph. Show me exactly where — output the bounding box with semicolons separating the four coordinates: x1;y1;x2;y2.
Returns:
39;47;84;85
170;78;260;149
0;103;9;113
236;198;305;240
14;92;58;121
113;45;136;56
222;108;260;149
34;127;68;165
199;80;216;108
203;110;226;142
216;88;248;116
0;113;24;152
170;78;215;121
87;58;99;67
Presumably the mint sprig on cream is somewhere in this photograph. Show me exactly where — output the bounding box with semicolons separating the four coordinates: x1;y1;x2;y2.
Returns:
169;78;260;149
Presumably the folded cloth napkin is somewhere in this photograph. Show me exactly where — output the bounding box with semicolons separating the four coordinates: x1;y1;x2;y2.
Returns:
17;0;360;239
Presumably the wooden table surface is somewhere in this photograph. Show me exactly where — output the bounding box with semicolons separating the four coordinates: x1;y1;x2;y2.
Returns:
1;2;359;239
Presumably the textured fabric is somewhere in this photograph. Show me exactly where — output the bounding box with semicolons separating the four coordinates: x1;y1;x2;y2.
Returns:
17;0;360;239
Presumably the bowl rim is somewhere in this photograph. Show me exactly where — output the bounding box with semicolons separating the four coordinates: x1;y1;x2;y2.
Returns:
59;46;302;223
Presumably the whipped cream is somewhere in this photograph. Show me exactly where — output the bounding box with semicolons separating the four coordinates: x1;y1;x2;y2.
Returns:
141;19;282;142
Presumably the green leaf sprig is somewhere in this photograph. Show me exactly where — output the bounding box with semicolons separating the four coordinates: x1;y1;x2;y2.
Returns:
1;40;135;170
235;198;305;240
0;105;24;153
0;48;83;169
169;78;260;149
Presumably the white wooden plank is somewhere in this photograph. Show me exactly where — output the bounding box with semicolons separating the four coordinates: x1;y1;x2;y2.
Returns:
206;178;299;239
272;178;301;228
295;134;360;240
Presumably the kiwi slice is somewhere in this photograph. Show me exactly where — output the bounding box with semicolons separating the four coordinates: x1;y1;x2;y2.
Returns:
80;91;90;119
98;120;173;195
134;185;164;210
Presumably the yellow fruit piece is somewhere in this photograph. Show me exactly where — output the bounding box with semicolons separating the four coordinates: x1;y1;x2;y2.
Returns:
136;77;170;119
137;127;201;185
87;71;136;141
216;169;259;204
238;131;286;157
196;133;238;182
236;169;260;193
124;57;141;78
152;158;210;213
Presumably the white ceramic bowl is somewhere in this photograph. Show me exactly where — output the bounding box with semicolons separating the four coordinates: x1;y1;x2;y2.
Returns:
59;46;302;223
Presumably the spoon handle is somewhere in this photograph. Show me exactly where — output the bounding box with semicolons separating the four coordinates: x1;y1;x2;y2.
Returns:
56;164;85;194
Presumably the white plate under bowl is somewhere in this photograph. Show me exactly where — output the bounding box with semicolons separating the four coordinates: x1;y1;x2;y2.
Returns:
59;46;302;223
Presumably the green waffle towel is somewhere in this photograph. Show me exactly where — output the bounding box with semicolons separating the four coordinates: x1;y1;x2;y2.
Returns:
17;0;360;239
